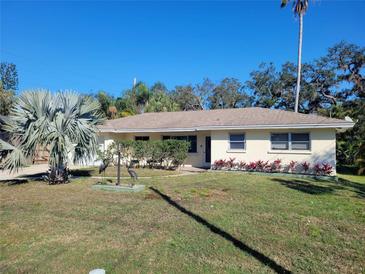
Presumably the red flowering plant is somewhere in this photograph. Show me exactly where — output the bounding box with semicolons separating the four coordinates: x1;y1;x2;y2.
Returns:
255;160;265;171
225;157;236;169
288;160;297;173
212;159;226;170
314;162;333;176
321;162;333;175
255;160;270;172
237;160;246;170
247;161;257;171
314;163;322;175
301;161;310;173
263;160;272;172
271;159;282;172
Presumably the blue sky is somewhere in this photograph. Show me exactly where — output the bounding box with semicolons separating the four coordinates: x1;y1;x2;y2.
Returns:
1;1;364;97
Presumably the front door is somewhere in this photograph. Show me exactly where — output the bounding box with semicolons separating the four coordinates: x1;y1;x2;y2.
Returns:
205;136;211;163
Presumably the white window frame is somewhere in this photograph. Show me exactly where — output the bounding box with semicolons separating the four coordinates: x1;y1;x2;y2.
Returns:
290;132;311;150
228;133;246;151
271;133;290;150
270;132;311;151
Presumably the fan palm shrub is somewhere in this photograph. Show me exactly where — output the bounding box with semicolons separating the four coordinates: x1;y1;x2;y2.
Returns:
0;90;103;183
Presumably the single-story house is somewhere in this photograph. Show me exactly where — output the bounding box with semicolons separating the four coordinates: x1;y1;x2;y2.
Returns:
97;107;354;174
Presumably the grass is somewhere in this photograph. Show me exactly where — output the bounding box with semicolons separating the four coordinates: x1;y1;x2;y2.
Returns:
1;172;364;273
70;166;181;178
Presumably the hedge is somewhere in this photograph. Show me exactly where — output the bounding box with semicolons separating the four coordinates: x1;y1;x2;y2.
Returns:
106;140;190;169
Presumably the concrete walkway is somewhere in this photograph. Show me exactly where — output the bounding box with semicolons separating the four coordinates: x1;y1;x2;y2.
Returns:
0;164;49;181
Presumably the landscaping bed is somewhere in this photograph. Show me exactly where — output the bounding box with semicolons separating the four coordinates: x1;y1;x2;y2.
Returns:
212;158;335;178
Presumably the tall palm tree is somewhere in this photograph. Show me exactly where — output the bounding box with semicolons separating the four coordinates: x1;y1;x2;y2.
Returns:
0;90;103;183
281;0;309;112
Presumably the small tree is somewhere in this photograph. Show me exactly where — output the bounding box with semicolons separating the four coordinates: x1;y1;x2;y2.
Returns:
1;90;103;184
166;140;190;168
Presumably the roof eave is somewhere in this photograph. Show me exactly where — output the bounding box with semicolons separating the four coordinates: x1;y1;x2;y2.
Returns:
98;122;355;133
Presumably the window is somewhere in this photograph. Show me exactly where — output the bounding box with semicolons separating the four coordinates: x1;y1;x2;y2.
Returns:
135;136;150;141
291;133;310;150
162;135;197;153
271;133;289;150
271;133;310;151
229;134;245;150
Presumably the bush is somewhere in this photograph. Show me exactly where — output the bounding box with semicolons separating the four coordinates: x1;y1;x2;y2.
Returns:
271;159;282;172
165;140;190;168
314;162;333;176
247;162;257;171
110;139;189;169
288;160;297;172
256;160;270;172
212;159;226;170
225;157;236;169
301;161;310;173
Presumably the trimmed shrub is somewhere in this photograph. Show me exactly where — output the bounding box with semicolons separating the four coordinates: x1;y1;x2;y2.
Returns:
109;140;189;169
166;140;190;168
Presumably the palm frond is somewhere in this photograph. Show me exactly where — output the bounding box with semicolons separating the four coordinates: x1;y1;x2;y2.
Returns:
2;146;27;172
2;90;103;173
280;0;309;15
0;139;15;151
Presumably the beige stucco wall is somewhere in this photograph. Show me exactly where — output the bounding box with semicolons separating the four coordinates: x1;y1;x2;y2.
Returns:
211;128;336;173
98;128;337;172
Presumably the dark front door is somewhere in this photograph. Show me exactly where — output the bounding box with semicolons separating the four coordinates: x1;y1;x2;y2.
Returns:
205;136;211;163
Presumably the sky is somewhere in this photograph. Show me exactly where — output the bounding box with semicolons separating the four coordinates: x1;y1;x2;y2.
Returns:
1;1;364;97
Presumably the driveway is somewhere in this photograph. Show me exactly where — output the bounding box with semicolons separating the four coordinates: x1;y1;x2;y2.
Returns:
0;164;49;181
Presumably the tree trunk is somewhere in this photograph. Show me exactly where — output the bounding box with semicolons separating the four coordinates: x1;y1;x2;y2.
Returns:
294;13;303;113
116;143;121;186
48;164;69;184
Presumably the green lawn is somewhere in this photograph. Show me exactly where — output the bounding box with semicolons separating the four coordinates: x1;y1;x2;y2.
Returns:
1;173;364;273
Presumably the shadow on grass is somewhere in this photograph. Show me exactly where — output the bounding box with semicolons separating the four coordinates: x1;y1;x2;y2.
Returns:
150;187;291;274
0;179;29;185
336;177;365;199
17;172;46;179
337;165;359;175
272;177;365;198
271;178;335;195
70;169;93;177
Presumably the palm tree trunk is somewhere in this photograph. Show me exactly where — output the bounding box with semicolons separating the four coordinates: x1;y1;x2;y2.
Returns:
294;13;303;113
